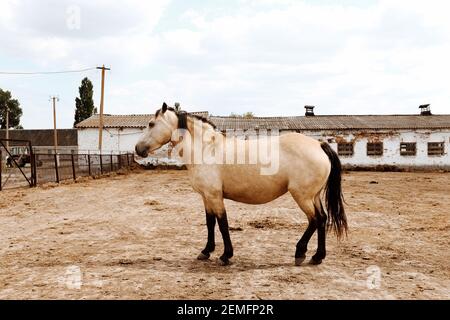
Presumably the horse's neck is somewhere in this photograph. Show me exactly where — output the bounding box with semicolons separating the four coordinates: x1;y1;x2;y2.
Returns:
186;117;219;147
175;117;220;171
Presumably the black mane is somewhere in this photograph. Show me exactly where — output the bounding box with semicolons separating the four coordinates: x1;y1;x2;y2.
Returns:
188;114;217;129
155;107;216;130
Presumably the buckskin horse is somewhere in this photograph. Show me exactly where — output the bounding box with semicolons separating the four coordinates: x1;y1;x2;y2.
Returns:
135;103;347;266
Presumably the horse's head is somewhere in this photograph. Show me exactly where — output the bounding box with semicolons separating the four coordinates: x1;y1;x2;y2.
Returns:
135;102;178;157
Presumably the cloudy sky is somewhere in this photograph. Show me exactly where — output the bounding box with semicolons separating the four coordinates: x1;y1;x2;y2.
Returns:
0;0;449;129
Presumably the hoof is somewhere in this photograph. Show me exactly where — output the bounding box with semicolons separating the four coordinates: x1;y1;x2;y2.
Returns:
309;258;323;265
295;255;306;266
218;257;231;266
197;252;210;260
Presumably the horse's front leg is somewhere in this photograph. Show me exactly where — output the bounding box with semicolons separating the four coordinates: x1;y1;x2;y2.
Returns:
199;195;233;266
197;211;216;260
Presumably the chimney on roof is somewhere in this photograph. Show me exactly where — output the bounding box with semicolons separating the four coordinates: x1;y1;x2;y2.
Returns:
419;104;431;116
305;105;315;116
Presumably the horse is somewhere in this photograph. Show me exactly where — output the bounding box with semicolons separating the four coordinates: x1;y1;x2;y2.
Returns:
135;102;347;266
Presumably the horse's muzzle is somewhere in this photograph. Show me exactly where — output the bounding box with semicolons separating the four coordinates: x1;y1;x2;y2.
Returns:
135;144;148;158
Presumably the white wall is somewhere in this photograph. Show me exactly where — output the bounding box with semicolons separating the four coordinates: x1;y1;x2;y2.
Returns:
78;128;143;153
305;129;450;168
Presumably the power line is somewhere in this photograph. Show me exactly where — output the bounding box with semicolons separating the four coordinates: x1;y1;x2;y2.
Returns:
0;67;97;75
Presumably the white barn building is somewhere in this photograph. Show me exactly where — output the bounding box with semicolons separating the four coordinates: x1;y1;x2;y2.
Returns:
76;106;450;170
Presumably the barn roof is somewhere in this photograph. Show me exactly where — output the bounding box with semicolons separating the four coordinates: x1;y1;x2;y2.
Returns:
0;129;77;146
76;112;210;128
211;114;450;131
76;113;450;131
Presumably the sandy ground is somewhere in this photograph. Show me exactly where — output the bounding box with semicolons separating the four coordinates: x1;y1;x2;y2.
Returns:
0;169;449;300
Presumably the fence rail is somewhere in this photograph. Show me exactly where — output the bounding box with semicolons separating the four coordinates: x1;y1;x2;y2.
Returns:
34;152;134;185
1;149;134;190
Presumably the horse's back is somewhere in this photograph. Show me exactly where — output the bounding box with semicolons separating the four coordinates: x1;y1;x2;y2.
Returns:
279;133;331;193
279;132;327;163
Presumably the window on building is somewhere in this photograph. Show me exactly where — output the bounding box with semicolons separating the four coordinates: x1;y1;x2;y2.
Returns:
338;142;354;156
400;142;416;156
428;142;445;156
367;142;383;156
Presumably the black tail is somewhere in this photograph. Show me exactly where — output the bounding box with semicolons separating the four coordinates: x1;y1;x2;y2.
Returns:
320;142;348;239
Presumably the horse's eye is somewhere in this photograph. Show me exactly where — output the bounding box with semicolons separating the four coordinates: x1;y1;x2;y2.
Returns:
148;122;155;128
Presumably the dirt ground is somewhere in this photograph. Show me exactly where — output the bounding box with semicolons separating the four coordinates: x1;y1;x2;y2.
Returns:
0;169;449;300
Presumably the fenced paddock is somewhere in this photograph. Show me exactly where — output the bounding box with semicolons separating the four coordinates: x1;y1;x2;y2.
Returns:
0;150;134;190
0;170;448;299
33;152;134;184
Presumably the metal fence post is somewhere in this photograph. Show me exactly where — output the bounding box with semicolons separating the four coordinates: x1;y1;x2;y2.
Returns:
30;142;36;187
110;153;113;172
54;154;59;183
71;153;76;181
126;153;130;168
100;154;103;175
118;153;122;169
32;154;37;186
0;149;2;191
88;154;91;176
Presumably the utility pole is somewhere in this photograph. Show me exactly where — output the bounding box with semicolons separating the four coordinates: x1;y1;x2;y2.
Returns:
51;96;59;154
96;65;110;151
5;106;9;151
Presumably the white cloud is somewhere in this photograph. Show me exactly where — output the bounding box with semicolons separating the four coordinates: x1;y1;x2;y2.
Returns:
0;0;169;68
169;0;450;115
120;0;448;116
4;0;168;38
1;0;450;128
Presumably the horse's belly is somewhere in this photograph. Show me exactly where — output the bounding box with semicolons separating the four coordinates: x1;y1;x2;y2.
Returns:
222;170;288;204
223;190;286;204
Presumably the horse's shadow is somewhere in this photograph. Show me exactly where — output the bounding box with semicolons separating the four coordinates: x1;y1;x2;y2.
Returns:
106;255;318;274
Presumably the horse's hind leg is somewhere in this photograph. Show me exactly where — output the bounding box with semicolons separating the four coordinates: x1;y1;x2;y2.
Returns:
310;195;327;265
289;190;318;266
216;211;233;266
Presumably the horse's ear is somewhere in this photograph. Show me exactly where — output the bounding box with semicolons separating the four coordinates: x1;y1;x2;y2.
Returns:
162;102;168;114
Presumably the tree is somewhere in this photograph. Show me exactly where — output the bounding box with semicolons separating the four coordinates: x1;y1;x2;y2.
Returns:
229;112;255;118
74;77;95;127
0;89;23;129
